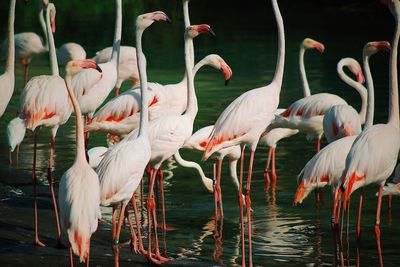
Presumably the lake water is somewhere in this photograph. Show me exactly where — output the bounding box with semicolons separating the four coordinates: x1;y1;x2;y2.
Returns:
0;0;398;266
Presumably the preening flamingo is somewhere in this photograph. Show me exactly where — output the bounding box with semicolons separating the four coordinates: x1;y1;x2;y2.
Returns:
203;1;285;265
1;0;48;86
58;59;102;266
322;58;369;143
71;0;121;117
96;11;171;266
340;2;400;265
16;3;71;247
85;53;231;137
382;163;400;196
87;146;108;169
0;0;16;118
57;42;87;66
93;46;138;96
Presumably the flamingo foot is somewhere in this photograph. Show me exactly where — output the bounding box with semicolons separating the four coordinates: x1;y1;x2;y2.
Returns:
34;238;46;247
158;224;176;231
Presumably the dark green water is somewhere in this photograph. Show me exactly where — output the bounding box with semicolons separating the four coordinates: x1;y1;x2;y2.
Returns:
0;0;398;266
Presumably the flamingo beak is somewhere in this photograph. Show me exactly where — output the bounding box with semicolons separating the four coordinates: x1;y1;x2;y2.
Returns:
314;43;325;54
220;61;232;86
357;71;365;84
376;41;391;52
293;180;306;205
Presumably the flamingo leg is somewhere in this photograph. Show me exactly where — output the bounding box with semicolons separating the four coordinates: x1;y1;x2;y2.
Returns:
32;130;45;247
157;167;167;231
48;136;62;244
331;189;338;266
271;147;277;190
263;147;273;191
375;185;384;267
69;247;74;267
356;188;363;267
246;149;255;267
16;145;20;167
346;201;350;267
213;214;224;265
115;87;120;96
113;203;127;267
112;206;117;241
9;150;12;166
217;159;224;218
86;240;91;267
238;146;246;267
131;193;146;254
23;63;29;87
125;207;138;253
213;160;218;219
316;137;321;152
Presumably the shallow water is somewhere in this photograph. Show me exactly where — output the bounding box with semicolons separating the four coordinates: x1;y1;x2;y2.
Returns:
0;1;398;266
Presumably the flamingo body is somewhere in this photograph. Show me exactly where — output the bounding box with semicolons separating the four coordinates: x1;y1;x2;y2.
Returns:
7;117;26;152
87;146;108;169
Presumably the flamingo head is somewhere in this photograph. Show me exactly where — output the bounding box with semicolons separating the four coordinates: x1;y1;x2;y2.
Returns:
186;24;216;39
48;4;56;33
201;54;233;86
364;41;391;58
65;59;102;76
303;38;325;54
136;11;171;30
42;0;48;7
293;180;311;205
344;58;365;83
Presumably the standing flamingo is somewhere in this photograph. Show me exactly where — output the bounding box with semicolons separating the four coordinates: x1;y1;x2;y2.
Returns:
0;0;16;118
16;3;71;247
71;0;121;118
203;1;285;265
323;58;369;143
59;59;102;267
340;2;400;265
96;11;170;266
1;0;49;86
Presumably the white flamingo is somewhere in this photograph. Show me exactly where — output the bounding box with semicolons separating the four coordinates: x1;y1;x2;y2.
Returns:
59;59;102;266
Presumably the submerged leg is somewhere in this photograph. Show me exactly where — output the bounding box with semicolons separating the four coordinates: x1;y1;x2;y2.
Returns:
216;159;224;218
238;146;246;267
246;149;255;267
271;147;277;190
375;185;384;267
113;203;127;267
131;193;146;254
263;147;273;191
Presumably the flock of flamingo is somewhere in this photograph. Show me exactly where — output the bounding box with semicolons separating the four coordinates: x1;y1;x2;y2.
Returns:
0;0;399;266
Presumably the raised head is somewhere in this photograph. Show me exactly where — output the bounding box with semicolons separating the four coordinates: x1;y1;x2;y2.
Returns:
65;59;102;76
302;38;325;54
363;41;391;57
136;11;171;30
186;24;216;39
339;58;365;83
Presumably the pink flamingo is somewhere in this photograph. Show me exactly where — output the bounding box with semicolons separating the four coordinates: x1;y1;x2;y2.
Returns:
58;59;102;267
85;53;231;138
71;0;121;118
16;3;70;247
340;1;400;265
203;1;285;265
96;11;170;266
323;58;370;143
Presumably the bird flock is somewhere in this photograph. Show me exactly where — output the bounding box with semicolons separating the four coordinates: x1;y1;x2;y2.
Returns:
0;0;399;267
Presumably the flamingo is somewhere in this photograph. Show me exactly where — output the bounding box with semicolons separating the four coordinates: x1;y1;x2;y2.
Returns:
1;0;48;86
340;1;400;265
323;58;370;143
58;59;102;267
87;146;108;169
203;1;285;265
71;0;121;118
92;46;138;96
96;11;171;266
381;163;400;196
85;53;231;137
0;0;16;119
14;3;71;247
57;42;87;66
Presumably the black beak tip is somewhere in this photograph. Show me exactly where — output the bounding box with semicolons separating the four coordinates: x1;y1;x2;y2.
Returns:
166;17;172;24
225;79;230;86
209;28;216;37
96;65;103;73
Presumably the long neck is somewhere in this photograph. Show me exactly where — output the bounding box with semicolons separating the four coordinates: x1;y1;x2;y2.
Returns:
182;0;194;67
65;74;86;162
110;0;122;67
299;45;311;97
46;6;59;76
183;34;197;120
388;20;399;127
363;54;375;129
136;29;148;136
337;61;367;124
6;0;16;73
39;8;48;50
271;0;285;88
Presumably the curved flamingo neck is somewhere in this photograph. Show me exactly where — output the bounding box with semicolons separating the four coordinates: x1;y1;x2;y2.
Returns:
337;59;367;124
174;151;211;190
65;74;86;162
363;54;375;129
183;33;197;120
271;0;285;89
39;8;48;51
111;0;122;68
299;44;311;97
136;28;148;136
46;4;59;76
388;20;399;127
6;0;15;74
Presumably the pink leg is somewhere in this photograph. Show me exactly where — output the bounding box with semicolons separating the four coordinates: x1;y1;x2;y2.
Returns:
131;193;146;254
48;136;62;244
125;208;138;253
32;131;45;247
263;147;273;191
112;206;117;241
113;203;127;267
115;87;121;96
238;146;246;267
316;138;321;153
356;188;363;267
157;167;167;231
246;150;255;267
213;160;218;219
69;247;74;267
375;185;384;267
216;159;224;218
346;201;350;267
16;145;20;167
271;147;277;190
23;63;29;87
86;240;91;267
